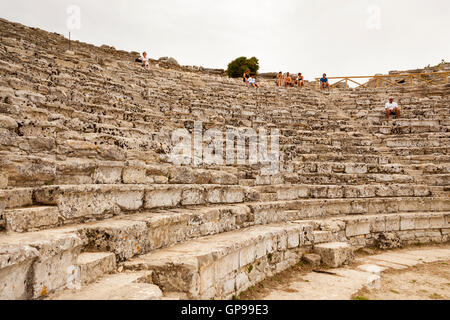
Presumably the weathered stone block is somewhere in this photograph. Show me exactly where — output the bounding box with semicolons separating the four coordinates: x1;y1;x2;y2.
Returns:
313;231;333;244
5;207;59;233
235;272;250;290
369;216;386;233
239;245;257;268
414;216;430;230
345;219;370;237
215;252;239;280
314;242;354;268
287;229;300;248
123;167;147;184
303;253;321;267
93;166;122;184
385;215;400;231
78;252;117;286
145;188;182;209
429;214;445;229
116;191;144;211
199;263;215;294
400;214;416;231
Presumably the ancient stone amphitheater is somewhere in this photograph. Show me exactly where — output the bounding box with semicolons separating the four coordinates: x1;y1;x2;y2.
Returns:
0;18;449;300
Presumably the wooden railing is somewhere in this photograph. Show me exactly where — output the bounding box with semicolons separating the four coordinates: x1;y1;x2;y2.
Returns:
315;71;449;89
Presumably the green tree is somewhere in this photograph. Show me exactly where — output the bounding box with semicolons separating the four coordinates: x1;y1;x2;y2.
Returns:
226;56;260;78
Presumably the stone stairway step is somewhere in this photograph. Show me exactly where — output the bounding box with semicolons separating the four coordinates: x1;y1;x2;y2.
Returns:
77;252;117;286
48;271;163;300
122;223;309;300
3;206;59;233
0;228;84;299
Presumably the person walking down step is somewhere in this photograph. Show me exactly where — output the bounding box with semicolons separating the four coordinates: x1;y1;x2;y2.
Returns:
385;97;401;120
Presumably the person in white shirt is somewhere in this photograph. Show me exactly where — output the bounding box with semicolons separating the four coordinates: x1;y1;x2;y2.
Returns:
248;75;260;88
385;97;400;120
135;51;149;67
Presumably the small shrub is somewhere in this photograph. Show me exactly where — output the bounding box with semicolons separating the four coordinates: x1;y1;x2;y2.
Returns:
226;56;259;78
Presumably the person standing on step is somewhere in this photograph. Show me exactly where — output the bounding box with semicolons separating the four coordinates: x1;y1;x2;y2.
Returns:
385;97;401;120
320;73;330;90
276;72;283;87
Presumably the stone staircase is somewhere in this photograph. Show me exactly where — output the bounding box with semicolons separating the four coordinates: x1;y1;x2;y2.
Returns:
0;18;448;300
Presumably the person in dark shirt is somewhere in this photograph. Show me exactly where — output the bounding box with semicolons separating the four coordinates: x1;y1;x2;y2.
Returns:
295;73;305;88
243;70;251;84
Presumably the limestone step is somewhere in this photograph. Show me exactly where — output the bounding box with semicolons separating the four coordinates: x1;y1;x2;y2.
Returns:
0;228;84;299
77;252;117;286
295;211;450;248
27;183;254;224
73;197;450;260
3;206;59;233
48;271;163;300
117;210;449;300
122;223;309;300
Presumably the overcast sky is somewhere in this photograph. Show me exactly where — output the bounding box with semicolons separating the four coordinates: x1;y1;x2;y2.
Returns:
1;0;449;80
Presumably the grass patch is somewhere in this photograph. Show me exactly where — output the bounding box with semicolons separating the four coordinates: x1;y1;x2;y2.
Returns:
353;296;369;301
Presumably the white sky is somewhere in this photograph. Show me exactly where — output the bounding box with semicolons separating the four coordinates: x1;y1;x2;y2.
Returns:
0;0;449;80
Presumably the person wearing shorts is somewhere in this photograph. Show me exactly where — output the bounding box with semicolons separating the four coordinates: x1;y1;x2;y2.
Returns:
295;73;304;88
320;73;329;90
385;97;401;120
284;72;293;88
248;75;260;88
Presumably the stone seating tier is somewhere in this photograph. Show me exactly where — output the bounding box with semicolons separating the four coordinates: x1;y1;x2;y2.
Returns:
0;18;448;300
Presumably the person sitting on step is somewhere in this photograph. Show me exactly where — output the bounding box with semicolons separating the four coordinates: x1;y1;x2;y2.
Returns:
284;72;293;88
320;73;330;90
243;69;251;84
135;51;149;67
248;75;260;88
385;97;401;120
276;72;283;87
295;73;305;88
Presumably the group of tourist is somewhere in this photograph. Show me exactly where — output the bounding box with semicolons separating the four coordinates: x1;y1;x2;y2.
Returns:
276;72;305;88
134;52;400;120
243;71;329;90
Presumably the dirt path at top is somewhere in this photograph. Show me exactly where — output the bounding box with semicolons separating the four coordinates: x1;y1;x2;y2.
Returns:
239;244;450;300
